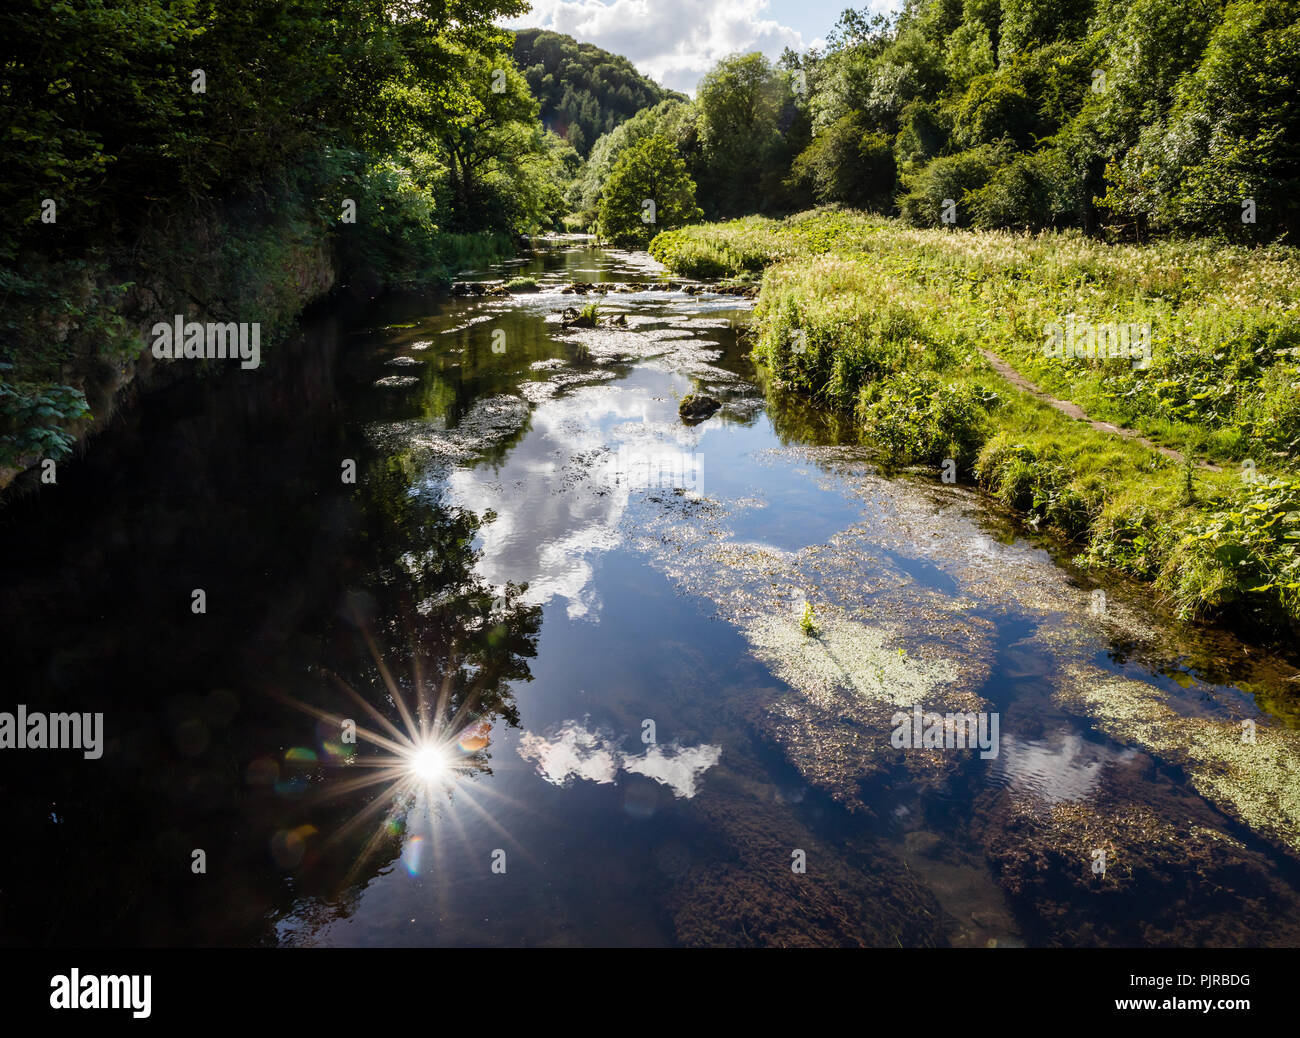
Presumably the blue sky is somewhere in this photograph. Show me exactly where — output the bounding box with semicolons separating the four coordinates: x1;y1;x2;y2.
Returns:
503;0;900;95
764;0;878;47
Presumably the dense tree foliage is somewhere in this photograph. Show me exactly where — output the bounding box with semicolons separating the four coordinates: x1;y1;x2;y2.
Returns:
695;53;808;217
573;99;700;221
777;0;1300;239
0;0;552;243
0;0;569;469
512;28;683;157
572;0;1299;241
596;135;702;247
576;55;806;226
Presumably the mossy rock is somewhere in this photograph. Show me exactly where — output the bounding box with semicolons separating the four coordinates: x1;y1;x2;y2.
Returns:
679;394;721;423
560;306;598;329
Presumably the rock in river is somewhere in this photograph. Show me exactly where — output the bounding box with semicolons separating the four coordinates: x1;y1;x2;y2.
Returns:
678;394;721;423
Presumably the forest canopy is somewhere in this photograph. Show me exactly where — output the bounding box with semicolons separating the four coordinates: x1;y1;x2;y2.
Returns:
512;28;684;157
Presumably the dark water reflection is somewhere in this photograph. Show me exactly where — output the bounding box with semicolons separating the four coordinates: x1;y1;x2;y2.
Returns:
3;244;1300;947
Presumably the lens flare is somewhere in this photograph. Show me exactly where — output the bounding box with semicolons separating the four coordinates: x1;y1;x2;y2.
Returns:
409;745;448;782
457;721;491;753
262;611;526;890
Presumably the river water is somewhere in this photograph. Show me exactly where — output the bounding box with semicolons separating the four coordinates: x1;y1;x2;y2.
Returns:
3;242;1300;947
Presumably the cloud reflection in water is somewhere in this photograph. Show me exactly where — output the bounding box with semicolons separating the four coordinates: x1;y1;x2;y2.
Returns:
518;719;721;798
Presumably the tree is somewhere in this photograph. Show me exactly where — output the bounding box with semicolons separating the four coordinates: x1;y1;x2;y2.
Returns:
0;0;531;240
1100;0;1300;240
419;50;546;231
575;99;699;218
511;28;682;157
695;53;790;216
788;112;896;210
597;135;702;247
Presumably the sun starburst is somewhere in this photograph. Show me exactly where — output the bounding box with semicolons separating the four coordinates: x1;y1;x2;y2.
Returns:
263;613;529;890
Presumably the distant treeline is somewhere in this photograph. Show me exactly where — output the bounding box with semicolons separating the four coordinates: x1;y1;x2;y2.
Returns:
512;28;683;157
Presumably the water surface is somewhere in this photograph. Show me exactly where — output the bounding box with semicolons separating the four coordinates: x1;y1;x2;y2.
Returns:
3;244;1300;948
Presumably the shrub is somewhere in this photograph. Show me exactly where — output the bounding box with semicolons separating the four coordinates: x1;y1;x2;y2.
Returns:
970;148;1079;230
1159;478;1300;619
858;371;996;466
0;375;91;467
897;142;1010;227
788;114;896;211
597;135;703;248
975;438;1094;539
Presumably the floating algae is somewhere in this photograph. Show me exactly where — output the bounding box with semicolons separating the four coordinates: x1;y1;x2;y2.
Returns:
628;484;992;809
660;755;949;947
741;609;960;711
518;368;618;404
969;766;1300;946
366;393;530;462
1056;663;1300;855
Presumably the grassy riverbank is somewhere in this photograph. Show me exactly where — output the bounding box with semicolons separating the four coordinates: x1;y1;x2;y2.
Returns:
650;211;1300;628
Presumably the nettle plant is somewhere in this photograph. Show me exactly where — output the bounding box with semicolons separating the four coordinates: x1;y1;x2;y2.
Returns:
857;370;997;467
1166;476;1300;620
0;367;90;467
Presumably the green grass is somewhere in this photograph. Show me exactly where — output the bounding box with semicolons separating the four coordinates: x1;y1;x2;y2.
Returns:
650;208;889;278
651;209;1300;627
653;210;1300;469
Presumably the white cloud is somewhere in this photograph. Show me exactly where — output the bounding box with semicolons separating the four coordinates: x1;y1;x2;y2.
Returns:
518;721;623;786
444;381;705;621
993;733;1139;804
504;0;806;95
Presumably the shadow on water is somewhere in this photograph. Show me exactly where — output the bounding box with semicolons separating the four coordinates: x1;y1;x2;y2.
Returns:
0;302;539;946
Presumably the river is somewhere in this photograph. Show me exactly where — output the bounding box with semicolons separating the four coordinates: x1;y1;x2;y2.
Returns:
3;242;1300;947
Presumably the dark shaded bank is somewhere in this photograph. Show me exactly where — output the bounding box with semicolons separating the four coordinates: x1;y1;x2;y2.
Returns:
0;295;537;945
1;178;516;498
